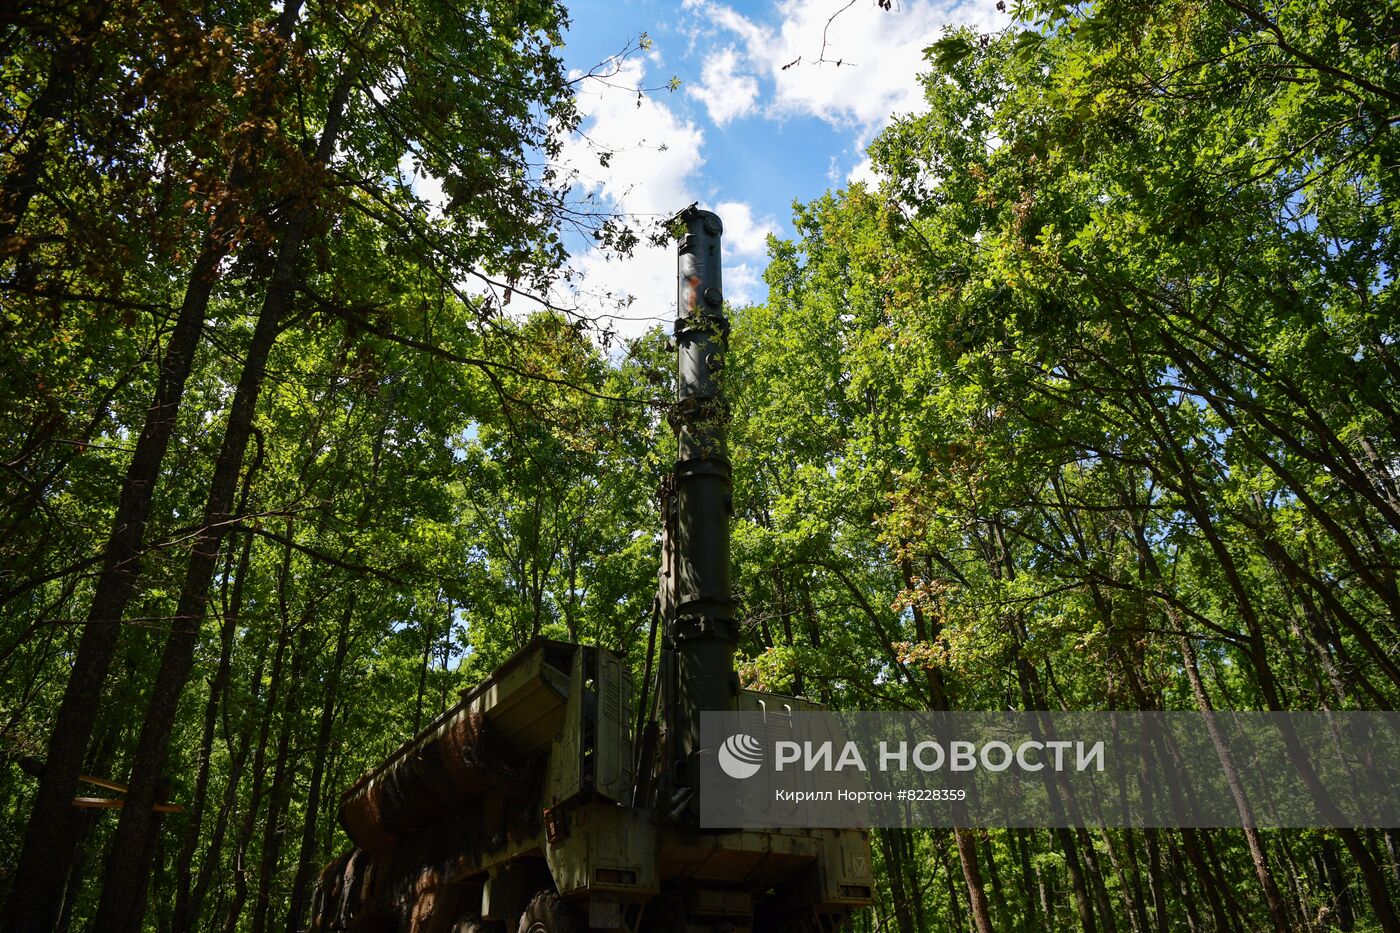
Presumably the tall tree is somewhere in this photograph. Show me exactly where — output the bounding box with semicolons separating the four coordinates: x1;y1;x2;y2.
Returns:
2;3;310;925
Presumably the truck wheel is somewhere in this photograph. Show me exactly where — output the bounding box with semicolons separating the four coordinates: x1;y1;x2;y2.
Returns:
454;909;502;933
517;891;580;933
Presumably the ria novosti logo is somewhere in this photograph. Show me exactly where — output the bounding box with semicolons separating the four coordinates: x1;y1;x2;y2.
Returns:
715;731;1107;780
718;733;764;779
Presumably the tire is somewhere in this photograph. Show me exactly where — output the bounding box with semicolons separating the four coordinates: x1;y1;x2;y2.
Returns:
454;910;503;933
517;891;580;933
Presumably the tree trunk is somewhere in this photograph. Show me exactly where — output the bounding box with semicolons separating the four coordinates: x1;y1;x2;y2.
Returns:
935;836;965;932
955;828;996;933
224;616;292;933
284;598;354;933
414;610;432;733
1076;828;1119;933
898;553;995;933
91;279;292;927
980;834;1010;928
1036;860;1056;933
1166;835;1203;933
1275;833;1316;933
1012;642;1096;933
1142;828;1170;933
1175;622;1290;933
174;449;260;930
1055;827;1098;933
876;828;918;933
438;597;453;716
2;207;223;933
250;625;312;933
54;810;97;933
1178;829;1238;933
1011;828;1043;933
1386;830;1400;890
181;605;274;932
91;56;357;931
1149;396;1399;929
0;6;305;926
1101;830;1147;933
1321;836;1358;931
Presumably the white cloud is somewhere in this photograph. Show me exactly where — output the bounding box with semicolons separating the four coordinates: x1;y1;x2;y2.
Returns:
687;0;769;50
556;242;760;328
552;58;696;338
563;242;678;338
713;200;778;259
398;150;446;217
560;202;776;339
558;57;705;217
688;47;759;126
725;261;763;305
848;155;879;187
692;0;1003;133
553;1;1004;335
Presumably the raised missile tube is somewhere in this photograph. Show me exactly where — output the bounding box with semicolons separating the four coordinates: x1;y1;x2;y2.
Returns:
668;207;738;801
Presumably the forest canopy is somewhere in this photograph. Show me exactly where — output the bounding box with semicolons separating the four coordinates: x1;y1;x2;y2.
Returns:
1;0;1397;931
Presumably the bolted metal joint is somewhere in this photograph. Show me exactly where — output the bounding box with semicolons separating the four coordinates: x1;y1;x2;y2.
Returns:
673;615;740;644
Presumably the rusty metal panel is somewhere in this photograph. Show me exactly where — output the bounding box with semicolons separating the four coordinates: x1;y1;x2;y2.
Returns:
469;641;572;753
545;803;659;898
338;642;572;852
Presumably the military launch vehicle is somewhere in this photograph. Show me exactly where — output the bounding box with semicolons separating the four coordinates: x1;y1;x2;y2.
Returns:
309;208;874;933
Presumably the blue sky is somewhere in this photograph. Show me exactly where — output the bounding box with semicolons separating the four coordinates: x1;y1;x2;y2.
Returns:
549;0;1004;337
